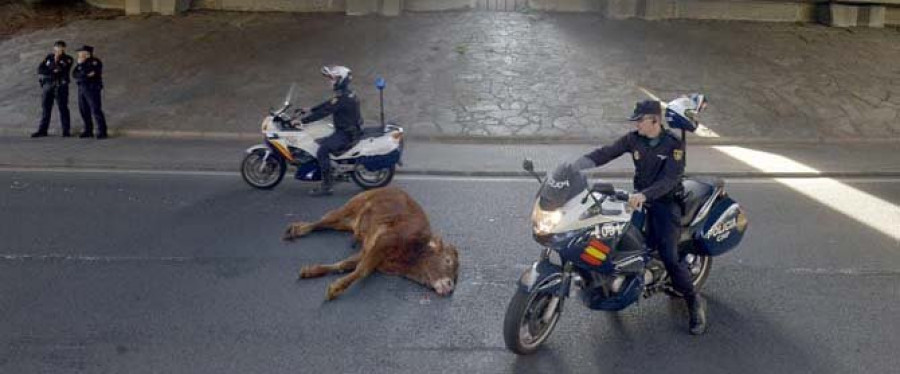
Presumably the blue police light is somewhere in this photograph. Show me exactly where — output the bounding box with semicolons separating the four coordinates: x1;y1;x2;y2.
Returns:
375;77;386;90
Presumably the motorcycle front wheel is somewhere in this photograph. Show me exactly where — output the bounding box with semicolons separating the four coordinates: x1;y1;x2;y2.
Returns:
351;164;395;190
241;149;286;190
503;276;564;355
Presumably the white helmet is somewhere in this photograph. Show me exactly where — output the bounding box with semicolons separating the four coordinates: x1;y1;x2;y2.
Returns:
321;65;352;90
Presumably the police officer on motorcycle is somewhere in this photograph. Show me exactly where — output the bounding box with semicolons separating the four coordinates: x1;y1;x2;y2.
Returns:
299;66;363;196
573;100;708;335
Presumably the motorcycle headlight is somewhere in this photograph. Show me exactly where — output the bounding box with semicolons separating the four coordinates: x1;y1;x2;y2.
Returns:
532;206;562;235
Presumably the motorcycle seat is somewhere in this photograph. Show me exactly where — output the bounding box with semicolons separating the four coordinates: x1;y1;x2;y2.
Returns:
680;177;722;226
332;140;360;156
360;126;387;139
330;127;385;156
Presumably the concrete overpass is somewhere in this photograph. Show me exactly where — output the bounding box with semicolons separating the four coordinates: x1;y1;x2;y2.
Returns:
83;0;900;27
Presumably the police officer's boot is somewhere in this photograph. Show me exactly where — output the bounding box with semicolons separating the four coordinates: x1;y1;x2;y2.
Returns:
308;173;334;197
687;293;708;335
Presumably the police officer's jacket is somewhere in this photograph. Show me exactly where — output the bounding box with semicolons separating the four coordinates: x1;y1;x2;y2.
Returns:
73;57;104;88
300;88;363;140
585;130;685;201
38;54;74;86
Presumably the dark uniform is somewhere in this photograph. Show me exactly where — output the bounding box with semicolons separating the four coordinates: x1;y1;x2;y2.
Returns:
584;130;694;299
300;87;363;179
35;53;74;136
72;47;107;138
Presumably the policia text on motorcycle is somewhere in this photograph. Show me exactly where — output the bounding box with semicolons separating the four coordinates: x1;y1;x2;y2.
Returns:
297;66;364;196
574;100;708;335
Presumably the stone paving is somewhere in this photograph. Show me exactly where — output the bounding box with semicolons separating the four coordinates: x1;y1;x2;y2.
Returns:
1;10;899;141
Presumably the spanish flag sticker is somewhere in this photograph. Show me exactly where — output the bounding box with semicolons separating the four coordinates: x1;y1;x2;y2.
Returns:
581;239;611;266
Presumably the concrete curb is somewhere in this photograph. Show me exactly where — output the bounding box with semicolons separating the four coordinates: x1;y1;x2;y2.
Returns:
3;128;900;146
1;162;898;179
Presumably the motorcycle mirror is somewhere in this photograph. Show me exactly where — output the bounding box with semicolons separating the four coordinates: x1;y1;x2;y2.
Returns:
284;83;296;107
522;159;543;184
591;182;616;195
375;77;386;91
523;159;535;172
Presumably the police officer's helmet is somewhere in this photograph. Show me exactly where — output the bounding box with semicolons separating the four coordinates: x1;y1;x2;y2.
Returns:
321;66;352;91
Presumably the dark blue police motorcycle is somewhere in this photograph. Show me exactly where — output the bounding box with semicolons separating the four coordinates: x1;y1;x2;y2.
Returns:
503;94;749;355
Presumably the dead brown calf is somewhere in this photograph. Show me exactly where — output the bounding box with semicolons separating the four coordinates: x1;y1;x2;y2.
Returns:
283;187;460;301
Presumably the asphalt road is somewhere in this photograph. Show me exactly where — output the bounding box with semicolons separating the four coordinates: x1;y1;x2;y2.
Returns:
1;170;898;374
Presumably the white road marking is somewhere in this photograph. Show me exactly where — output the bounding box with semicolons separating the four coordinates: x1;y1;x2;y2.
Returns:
715;146;900;242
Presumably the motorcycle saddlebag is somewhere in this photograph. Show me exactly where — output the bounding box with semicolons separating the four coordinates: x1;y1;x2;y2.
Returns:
692;195;748;256
358;149;401;171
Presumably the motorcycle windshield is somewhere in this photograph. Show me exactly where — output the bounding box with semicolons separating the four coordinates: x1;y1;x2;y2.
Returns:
538;163;588;211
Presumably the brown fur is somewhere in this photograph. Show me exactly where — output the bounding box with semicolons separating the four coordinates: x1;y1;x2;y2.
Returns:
284;187;460;300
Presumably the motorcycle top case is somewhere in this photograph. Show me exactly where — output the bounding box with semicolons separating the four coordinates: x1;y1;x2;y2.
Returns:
693;195;748;256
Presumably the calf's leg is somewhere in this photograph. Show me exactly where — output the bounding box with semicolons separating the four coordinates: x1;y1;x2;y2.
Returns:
283;205;357;241
325;227;393;301
299;252;361;279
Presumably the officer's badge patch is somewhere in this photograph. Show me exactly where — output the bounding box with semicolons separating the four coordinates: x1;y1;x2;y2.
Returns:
673;149;683;161
633;151;640;161
330;97;338;105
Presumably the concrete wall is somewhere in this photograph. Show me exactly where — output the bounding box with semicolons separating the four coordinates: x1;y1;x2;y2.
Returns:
86;0;127;9
886;5;900;24
671;0;816;22
87;0;900;27
404;0;473;11
602;0;819;22
192;0;346;12
529;0;602;12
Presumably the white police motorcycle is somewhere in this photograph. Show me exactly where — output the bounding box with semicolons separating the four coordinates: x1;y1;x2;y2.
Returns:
241;79;404;190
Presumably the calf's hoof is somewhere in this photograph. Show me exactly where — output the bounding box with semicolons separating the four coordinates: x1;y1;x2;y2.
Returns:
283;222;313;241
282;227;296;242
298;266;317;279
325;284;342;301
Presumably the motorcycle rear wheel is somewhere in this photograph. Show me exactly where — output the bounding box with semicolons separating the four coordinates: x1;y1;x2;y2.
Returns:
665;250;712;298
503;277;564;355
351;165;395;190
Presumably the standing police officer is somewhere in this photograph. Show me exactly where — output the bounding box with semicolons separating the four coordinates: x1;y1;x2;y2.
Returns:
574;100;708;335
32;40;74;138
298;65;363;196
73;45;108;139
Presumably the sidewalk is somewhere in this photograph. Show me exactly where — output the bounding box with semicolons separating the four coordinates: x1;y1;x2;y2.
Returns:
1;136;896;178
2;11;899;143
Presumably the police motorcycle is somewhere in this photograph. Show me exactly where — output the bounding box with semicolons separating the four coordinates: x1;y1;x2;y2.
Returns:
241;79;404;190
503;94;749;355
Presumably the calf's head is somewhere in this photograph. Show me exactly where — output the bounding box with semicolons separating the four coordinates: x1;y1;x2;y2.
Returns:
410;236;459;296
